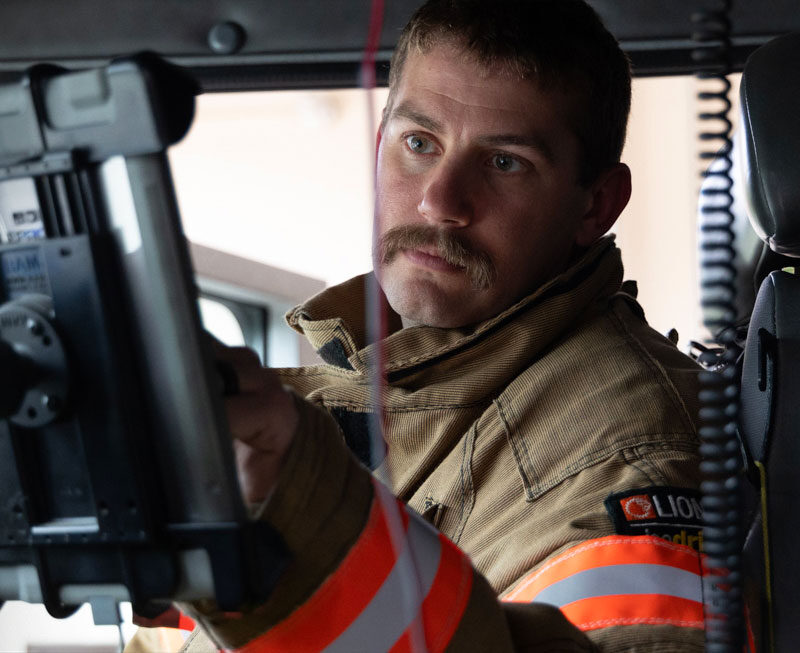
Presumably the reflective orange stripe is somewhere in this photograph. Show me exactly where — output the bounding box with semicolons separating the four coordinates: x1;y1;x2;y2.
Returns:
132;607;196;653
133;605;196;632
229;480;477;652
561;594;704;630
503;535;703;602
388;535;474;653
502;535;705;632
177;612;197;631
418;535;473;653
234;490;408;652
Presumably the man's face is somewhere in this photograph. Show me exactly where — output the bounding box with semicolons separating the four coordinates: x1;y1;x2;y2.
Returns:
374;42;596;328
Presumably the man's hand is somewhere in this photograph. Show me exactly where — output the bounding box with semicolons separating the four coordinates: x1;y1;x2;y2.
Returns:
211;340;299;505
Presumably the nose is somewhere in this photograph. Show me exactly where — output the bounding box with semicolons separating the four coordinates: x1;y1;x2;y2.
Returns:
417;158;473;227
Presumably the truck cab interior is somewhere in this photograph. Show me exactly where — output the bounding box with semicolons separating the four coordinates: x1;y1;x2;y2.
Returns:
1;1;800;651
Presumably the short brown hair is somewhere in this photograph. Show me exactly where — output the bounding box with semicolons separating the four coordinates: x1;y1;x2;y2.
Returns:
386;0;631;185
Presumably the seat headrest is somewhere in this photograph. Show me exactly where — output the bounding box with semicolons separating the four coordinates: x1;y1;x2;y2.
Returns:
740;33;800;257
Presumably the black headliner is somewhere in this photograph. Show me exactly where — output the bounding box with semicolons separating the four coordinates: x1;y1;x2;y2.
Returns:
0;0;797;91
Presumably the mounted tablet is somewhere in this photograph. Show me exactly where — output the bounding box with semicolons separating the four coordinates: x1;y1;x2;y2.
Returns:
0;54;288;624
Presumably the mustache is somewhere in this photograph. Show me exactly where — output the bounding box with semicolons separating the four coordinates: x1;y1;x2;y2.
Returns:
377;225;497;290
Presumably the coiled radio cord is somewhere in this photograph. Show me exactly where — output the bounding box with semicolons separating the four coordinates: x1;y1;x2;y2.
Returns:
693;1;744;651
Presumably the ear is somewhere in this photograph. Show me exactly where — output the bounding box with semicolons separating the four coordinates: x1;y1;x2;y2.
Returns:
573;163;632;247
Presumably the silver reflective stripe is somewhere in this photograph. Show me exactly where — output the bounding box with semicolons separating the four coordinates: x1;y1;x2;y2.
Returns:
533;563;703;607
323;508;442;653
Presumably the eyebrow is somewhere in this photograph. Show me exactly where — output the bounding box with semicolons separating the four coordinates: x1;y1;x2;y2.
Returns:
479;134;555;164
390;102;443;133
389;100;556;164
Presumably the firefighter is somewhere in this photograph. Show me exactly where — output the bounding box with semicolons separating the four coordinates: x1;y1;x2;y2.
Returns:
131;1;705;650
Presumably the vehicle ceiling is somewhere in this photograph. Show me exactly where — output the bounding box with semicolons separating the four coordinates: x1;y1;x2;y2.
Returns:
0;0;798;91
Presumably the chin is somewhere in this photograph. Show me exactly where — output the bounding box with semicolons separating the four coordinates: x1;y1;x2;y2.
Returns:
390;291;487;328
380;265;495;328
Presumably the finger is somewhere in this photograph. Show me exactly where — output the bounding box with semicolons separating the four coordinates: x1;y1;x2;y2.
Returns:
234;439;282;504
215;360;240;396
212;344;277;394
223;391;297;453
226;389;298;505
204;331;228;352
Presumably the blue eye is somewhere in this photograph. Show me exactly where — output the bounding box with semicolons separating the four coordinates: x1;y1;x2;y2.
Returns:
492;153;522;172
406;135;435;154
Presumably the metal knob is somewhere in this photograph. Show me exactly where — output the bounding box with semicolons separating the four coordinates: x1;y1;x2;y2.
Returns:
207;21;246;55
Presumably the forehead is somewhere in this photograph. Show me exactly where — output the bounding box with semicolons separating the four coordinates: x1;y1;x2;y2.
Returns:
387;43;579;149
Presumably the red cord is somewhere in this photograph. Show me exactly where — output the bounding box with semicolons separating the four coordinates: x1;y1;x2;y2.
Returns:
361;3;429;652
362;0;385;88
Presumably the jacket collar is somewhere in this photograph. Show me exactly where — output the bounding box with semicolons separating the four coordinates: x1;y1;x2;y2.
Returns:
286;236;623;380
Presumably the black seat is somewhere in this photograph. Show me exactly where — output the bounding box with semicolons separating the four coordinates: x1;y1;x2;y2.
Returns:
737;31;800;652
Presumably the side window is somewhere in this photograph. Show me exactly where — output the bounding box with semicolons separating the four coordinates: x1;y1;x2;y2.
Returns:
189;242;325;368
199;294;267;363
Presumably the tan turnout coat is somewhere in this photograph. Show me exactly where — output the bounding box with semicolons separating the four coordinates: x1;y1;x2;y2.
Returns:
175;237;704;652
